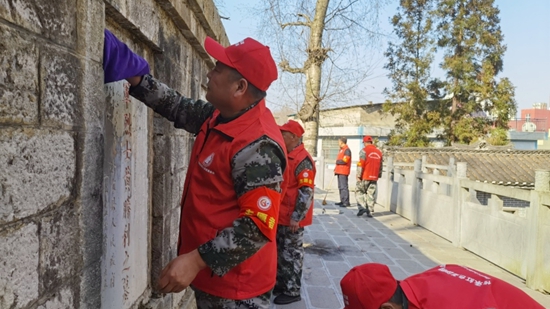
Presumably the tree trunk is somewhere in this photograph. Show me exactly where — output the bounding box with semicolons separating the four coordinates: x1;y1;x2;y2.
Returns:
298;0;330;156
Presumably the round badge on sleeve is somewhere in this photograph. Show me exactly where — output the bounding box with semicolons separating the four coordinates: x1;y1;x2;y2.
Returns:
257;196;272;211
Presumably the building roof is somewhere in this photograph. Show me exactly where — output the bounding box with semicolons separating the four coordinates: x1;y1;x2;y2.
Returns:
384;147;550;188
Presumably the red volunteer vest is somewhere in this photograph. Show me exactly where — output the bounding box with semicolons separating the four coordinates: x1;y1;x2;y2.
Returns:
178;100;287;300
279;144;316;227
359;144;382;181
401;264;545;309
334;145;351;175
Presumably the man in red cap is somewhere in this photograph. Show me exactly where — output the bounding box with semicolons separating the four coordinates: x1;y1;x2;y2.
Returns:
356;136;383;217
273;120;316;305
103;33;288;308
340;263;545;309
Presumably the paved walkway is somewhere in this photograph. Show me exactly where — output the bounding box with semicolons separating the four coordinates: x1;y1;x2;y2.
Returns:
272;189;550;309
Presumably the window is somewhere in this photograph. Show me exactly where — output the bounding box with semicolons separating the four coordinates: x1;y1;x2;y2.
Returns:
322;138;340;161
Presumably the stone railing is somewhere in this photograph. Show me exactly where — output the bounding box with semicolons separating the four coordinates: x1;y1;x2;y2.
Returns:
375;156;550;294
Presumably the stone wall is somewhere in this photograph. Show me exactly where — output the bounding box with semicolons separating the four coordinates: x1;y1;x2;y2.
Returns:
0;0;228;308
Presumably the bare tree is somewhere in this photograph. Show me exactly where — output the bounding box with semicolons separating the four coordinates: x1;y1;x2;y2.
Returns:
258;0;387;155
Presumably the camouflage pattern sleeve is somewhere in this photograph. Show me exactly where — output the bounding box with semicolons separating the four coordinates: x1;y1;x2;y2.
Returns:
198;136;286;276
357;149;366;178
291;157;315;222
128;74;215;134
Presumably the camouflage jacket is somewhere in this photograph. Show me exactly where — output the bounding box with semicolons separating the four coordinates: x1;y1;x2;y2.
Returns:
130;74;286;276
291;157;315;222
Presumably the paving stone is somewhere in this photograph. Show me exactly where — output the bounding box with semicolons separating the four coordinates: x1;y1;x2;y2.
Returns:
383;247;411;260
338;245;365;256
346;256;372;267
303;267;331;287
306;287;341;309
372;237;399;248
395;259;428;274
366;252;394;265
325;261;351;278
332;236;355;246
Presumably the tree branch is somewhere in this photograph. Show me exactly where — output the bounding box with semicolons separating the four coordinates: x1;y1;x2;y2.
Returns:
279;60;305;74
281;21;310;29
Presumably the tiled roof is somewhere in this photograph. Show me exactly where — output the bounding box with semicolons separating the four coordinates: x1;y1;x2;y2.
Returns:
384;147;550;188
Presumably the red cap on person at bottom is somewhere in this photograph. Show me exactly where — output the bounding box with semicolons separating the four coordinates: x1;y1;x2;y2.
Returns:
340;263;397;309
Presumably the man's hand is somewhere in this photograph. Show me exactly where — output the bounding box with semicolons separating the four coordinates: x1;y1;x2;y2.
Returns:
289;219;300;233
157;249;207;293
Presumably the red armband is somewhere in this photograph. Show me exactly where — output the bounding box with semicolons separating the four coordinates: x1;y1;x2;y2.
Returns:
238;187;280;242
297;169;315;189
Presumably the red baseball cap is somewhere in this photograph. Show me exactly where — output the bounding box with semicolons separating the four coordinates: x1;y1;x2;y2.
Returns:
340;263;397;309
204;37;278;91
363;136;373;143
279;120;305;137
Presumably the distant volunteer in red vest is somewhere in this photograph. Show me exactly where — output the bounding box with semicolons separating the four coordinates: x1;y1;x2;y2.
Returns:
356;136;383;217
335;137;352;207
273;120;316;305
340;263;545;309
103;31;288;308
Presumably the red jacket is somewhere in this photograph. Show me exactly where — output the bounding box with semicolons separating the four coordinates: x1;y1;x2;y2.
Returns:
279;144;315;227
358;144;382;181
335;145;351;175
178;101;287;299
401;264;545;309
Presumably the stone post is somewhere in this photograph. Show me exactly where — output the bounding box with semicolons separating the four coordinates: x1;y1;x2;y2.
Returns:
452;162;467;247
526;170;550;291
384;156;394;211
421;155;428;173
411;159;423;225
316;156;325;190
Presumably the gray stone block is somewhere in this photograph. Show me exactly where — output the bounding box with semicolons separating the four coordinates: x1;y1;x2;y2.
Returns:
366;252;394;265
325;261;351;278
38;287;74;309
153;135;170;175
79;132;104;268
0;223;39;309
79;262;102;309
338;245;365;257
75;0;104;62
0;0;77;47
40;204;81;292
395;259;427;274
345;256;372;267
0;25;39;125
372;237;399;248
80;61;106;131
40;46;81;128
303;267;331;287
171;134;191;172
0;128;75;223
332;236;355;246
306;287;341;308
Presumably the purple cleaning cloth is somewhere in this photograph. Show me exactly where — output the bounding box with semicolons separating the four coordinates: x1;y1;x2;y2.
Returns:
103;29;150;83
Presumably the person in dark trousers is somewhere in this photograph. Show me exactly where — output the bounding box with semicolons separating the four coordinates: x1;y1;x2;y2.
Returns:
103;30;288;309
274;120;316;305
356;136;383;218
340;263;545;309
335;137;351;207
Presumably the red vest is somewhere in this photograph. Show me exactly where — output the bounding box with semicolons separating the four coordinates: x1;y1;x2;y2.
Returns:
178;101;287;299
279;144;315;227
359;145;382;181
401;265;545;309
334;145;351;175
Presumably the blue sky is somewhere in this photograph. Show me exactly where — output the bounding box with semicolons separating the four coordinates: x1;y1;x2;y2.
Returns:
219;0;550;115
